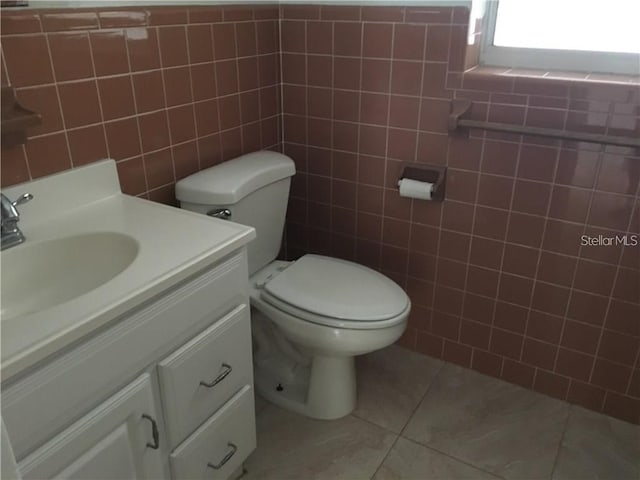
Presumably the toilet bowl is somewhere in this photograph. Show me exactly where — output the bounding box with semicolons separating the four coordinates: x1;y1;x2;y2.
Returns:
176;151;410;419
249;256;408;419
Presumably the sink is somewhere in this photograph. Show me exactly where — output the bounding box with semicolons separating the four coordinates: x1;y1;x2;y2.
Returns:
1;232;139;321
0;160;255;381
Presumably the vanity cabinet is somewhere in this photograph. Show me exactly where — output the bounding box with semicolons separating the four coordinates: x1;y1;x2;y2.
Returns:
2;250;256;480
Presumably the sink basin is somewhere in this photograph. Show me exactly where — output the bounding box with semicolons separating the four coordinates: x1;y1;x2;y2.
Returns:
1;232;139;321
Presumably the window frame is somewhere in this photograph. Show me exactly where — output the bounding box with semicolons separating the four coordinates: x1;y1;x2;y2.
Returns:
480;0;640;76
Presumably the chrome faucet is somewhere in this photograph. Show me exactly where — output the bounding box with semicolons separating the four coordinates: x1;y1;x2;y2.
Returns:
1;192;33;250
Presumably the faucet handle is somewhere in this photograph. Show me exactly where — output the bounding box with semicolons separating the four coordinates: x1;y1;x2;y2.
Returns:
11;193;33;207
1;192;32;221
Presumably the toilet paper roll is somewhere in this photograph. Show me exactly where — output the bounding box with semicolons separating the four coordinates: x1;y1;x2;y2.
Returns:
397;178;434;200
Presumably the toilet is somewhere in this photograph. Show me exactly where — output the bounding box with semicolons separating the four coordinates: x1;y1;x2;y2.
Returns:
176;151;410;419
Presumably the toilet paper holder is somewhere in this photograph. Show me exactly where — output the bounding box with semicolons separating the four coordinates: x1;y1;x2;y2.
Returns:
398;164;446;202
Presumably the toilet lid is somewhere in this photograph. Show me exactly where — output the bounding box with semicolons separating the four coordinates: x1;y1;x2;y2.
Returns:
263;254;409;321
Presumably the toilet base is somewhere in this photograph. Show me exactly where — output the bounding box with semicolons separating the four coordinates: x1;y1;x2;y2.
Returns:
254;354;356;420
251;309;357;420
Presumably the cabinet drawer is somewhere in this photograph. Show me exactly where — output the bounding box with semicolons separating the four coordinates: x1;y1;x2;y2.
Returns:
158;304;253;448
170;385;256;480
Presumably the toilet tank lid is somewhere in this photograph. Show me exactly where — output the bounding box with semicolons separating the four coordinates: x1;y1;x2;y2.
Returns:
175;151;296;205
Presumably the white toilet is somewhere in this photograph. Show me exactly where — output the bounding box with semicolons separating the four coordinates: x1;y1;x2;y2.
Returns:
176;151;410;419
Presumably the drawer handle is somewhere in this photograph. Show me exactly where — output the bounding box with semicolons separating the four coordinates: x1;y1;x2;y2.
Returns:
199;363;232;388
207;442;237;470
141;414;160;450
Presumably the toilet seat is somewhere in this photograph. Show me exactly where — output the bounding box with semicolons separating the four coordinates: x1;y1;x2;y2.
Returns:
260;254;410;330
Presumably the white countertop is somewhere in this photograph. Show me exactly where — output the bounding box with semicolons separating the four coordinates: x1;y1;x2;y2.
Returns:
1;160;255;381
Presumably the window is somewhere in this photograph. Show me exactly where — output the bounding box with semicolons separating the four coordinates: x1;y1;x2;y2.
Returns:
481;0;640;75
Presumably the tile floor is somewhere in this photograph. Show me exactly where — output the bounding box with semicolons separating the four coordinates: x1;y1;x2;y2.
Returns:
244;346;639;480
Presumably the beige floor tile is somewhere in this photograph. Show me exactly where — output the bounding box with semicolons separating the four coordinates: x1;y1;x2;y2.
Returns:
552;406;640;480
354;345;443;433
403;363;569;479
254;393;269;416
244;404;397;480
374;437;503;480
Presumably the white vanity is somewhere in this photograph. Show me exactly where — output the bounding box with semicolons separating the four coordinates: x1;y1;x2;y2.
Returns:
0;160;256;480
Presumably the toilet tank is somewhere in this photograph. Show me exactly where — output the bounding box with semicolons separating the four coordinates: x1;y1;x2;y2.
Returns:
175;151;296;275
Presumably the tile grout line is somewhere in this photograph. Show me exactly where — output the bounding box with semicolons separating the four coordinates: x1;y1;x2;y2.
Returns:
2;48;33;180
549;404;574;478
185;23;204;172
400;18;431;349
23;103;640;204
273;126;638;189
615;179;640;398
18;64;632;116
330;24;346;258
277;5;286;153
212;25;227;174
232;23;245;154
553;146;605;388
368;433;401;480
457;76;490;368
42;32;72;176
252;21;265;152
326;19;336;256
394;355;577;480
346;17;362;262
286;192;636;271
390;355;507;479
286;218;633;308
370;336;446;478
584;152;632;402
522;130;570;382
399;436;509;480
119;27;138;176
86;29;114;170
369;21;395;270
483;111;521;371
379;19;401;273
153;25;177;193
128;28;150;194
19;82;274;138
432;12;458;356
398;359;445;437
175;23;193;180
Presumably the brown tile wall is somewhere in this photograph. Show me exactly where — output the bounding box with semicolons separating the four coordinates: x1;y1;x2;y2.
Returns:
0;4;281;203
278;4;639;424
1;3;638;424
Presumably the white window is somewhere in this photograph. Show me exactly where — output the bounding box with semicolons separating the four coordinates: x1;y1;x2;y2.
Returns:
481;0;640;75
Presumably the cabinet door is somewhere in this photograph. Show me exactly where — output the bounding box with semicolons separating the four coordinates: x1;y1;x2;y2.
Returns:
18;373;166;480
53;424;138;479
